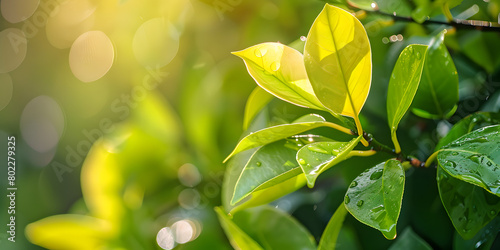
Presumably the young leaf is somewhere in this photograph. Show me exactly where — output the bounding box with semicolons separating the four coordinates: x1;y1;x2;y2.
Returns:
437;125;500;197
386;44;428;153
232;206;317;250
435;112;500;151
437;167;500;239
304;4;371;136
318;203;349;250
344;159;405;240
214;207;264;250
231;136;330;205
233;42;326;110
297;135;362;188
412;30;458;119
224;114;350;163
243;87;274;130
388;227;432;250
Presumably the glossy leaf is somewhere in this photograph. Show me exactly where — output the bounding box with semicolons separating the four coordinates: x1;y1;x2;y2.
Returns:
437;167;500;239
318;203;349;250
233;42;325;110
435;112;500;150
304;4;371;122
231;136;331;205
225;114;334;162
344;159;405;240
298;135;362;188
223;140;307;214
214;207;264;250
437;125;500;196
387;44;428;153
388;227;432;250
232;206;317;250
412;30;458;119
453;217;500;250
243;87;274;130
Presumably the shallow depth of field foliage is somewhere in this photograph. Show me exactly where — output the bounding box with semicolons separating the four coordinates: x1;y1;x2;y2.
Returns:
1;0;500;249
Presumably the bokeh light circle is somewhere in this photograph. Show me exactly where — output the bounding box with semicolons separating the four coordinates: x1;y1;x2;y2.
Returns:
20;96;65;153
157;227;175;250
69;30;114;82
0;28;28;73
0;74;14;111
46;0;96;49
178;163;202;187
132;17;180;68
1;0;39;23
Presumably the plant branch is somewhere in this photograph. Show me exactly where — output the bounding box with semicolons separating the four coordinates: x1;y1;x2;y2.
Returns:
354;131;426;168
368;10;500;32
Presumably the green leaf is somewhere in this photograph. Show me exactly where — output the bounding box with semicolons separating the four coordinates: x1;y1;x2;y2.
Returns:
224;114;337;163
223;140;307;214
388;227;432;250
318;203;349;250
298;135;362;188
435;112;500;151
437;125;500;196
304;4;371;134
412;30;459;119
243;87;274;130
459;30;500;73
453;217;500;250
387;44;428;153
231;136;331;205
232;206;317;250
233;42;326;110
437;167;500;239
214;207;264;250
344;159;405;240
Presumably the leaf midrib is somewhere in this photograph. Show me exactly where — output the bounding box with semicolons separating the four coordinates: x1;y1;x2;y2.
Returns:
245;56;324;110
325;7;359;117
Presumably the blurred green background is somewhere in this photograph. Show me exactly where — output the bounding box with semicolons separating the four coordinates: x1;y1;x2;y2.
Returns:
0;0;499;249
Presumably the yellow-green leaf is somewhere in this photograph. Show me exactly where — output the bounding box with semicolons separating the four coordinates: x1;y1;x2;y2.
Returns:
233;42;325;110
25;215;114;250
304;4;371;129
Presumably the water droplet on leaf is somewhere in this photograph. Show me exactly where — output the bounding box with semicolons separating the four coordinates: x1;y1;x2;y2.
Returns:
270;62;280;71
345;195;350;204
357;200;364;207
308;145;328;154
416;51;422;59
370;170;383;180
350;181;358;188
254;48;267;57
298;158;306;165
256;161;262;167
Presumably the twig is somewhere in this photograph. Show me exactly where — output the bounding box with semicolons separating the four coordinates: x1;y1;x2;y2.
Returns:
371;10;500;32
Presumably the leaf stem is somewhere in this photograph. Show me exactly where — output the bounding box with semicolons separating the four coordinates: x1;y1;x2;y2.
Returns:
424;150;440;167
353;116;369;146
348;150;377;157
391;131;402;154
325;122;355;135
